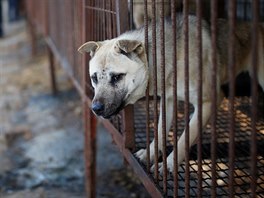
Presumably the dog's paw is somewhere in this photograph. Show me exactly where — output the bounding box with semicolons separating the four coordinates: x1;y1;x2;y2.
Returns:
135;148;158;164
150;162;162;173
135;149;148;164
150;160;174;176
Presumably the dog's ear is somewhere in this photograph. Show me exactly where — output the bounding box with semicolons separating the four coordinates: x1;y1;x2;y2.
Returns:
115;40;144;55
78;41;101;57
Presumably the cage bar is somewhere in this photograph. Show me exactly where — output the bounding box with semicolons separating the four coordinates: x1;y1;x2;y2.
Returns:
196;0;203;197
228;1;237;196
183;0;190;196
250;0;259;196
171;0;178;197
210;0;218;197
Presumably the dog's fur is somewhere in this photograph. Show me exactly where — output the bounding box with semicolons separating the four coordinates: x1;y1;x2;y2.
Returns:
129;0;172;28
129;0;198;28
79;15;264;173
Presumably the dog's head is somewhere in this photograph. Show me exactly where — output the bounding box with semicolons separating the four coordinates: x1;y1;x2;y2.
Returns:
78;39;148;118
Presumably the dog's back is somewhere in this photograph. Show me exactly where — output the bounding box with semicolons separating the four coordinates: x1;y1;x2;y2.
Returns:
216;20;264;90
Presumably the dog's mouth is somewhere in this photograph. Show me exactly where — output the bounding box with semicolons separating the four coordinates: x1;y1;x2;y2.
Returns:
101;101;126;119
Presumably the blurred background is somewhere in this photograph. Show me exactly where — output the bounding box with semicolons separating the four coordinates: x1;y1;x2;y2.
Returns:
0;0;149;197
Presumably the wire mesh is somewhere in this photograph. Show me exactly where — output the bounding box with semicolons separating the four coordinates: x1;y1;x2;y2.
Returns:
134;97;264;197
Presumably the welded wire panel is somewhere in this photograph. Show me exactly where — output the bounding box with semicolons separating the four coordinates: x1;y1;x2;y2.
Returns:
134;97;264;197
46;0;84;86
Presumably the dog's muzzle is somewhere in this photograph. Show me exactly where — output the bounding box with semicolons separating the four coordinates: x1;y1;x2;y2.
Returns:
92;102;105;116
91;100;126;119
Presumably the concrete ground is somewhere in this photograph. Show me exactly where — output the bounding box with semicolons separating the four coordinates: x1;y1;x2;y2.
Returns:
0;18;149;198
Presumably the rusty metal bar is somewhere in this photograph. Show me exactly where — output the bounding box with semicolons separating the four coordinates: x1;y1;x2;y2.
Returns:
122;105;135;150
228;0;236;197
196;0;203;197
98;1;102;43
183;0;190;196
95;0;99;41
83;107;97;198
83;0;97;197
85;5;116;14
115;0;135;151
130;0;134;29
171;0;178;197
210;0;218;197
115;0;129;36
144;0;151;173
159;0;167;194
112;0;117;38
103;0;107;39
151;0;159;182
250;0;259;196
27;19;37;56
47;46;58;95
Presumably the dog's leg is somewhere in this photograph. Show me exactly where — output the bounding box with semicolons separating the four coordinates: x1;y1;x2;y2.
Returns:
158;101;212;174
135;97;174;164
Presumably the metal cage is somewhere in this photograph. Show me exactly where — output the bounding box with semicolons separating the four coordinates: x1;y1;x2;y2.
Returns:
25;0;264;197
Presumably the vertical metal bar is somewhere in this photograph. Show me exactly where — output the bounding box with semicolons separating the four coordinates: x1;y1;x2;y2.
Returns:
115;0;129;36
196;0;203;197
123;105;135;150
44;0;49;36
250;0;259;196
115;0;135;150
171;0;178;196
210;0;218;197
96;0;99;41
83;1;97;197
160;0;167;194
130;0;134;29
144;0;151;174
151;0;159;182
103;0;107;39
84;107;97;198
112;0;116;37
106;1;111;38
28;20;37;56
48;47;58;95
228;0;236;197
99;0;102;40
183;0;190;196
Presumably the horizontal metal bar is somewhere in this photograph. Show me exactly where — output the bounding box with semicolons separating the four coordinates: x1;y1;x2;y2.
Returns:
85;6;116;14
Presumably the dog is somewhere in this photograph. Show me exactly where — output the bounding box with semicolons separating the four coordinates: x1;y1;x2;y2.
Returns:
78;15;264;173
129;0;172;28
129;0;198;28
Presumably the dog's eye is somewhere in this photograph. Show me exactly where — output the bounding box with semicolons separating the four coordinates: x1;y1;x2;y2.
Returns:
91;73;98;84
120;49;128;56
110;73;125;85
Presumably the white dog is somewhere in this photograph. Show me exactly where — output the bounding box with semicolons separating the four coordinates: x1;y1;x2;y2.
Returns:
79;15;264;173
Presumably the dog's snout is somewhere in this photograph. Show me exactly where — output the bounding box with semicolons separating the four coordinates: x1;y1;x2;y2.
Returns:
92;102;105;115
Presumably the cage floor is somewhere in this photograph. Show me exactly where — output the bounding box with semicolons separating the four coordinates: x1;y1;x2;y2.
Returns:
133;97;264;197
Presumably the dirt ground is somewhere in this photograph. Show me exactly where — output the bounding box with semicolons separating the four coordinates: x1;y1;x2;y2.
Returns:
0;20;150;198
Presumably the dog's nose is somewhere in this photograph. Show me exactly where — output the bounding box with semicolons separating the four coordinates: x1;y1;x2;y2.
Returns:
92;102;104;115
